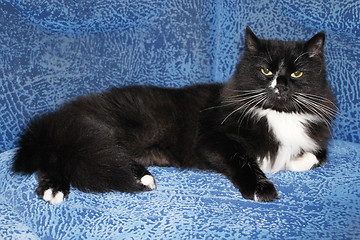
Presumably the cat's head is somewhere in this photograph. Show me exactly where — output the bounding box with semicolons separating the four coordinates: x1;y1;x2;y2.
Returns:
224;27;336;121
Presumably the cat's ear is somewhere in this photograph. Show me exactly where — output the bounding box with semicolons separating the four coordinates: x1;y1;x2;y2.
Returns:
305;31;325;57
245;26;260;54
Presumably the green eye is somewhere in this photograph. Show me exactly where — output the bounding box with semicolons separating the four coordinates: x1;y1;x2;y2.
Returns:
291;71;303;78
261;68;273;76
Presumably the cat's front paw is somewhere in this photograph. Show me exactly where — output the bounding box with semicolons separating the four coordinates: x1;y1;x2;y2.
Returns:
253;179;279;202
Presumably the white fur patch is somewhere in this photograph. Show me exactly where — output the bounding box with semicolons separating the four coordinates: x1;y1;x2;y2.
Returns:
270;60;284;91
287;152;319;172
270;78;277;89
255;109;320;173
140;175;156;190
42;188;65;205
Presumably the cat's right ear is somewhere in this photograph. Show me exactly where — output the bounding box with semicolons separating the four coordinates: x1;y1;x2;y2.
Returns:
245;26;260;54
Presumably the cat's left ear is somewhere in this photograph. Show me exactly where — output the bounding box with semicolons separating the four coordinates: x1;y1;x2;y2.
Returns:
245;26;260;54
305;31;325;57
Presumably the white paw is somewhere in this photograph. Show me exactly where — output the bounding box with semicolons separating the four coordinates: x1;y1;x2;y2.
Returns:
287;152;319;172
140;175;156;190
43;188;65;205
254;194;259;202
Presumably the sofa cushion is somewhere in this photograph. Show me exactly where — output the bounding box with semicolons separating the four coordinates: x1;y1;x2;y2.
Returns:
1;140;359;239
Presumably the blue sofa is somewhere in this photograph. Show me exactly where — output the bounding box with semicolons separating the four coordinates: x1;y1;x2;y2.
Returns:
1;0;359;239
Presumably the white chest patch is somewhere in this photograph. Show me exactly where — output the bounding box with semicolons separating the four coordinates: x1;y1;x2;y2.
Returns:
255;109;320;173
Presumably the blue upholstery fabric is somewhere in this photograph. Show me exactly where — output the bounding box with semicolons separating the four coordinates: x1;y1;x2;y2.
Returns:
1;140;359;239
7;0;167;34
1;0;359;239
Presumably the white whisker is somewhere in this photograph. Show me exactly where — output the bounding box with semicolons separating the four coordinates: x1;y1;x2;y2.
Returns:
295;95;337;119
292;93;338;135
237;95;267;126
294;52;309;63
221;91;267;125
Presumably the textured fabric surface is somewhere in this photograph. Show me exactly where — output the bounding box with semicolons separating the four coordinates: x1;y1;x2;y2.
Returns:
0;0;359;153
278;0;360;35
1;140;360;239
0;197;40;239
7;0;167;34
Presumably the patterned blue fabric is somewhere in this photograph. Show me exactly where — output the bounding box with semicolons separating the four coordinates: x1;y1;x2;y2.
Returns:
1;140;359;239
0;0;359;152
7;0;167;34
1;0;360;239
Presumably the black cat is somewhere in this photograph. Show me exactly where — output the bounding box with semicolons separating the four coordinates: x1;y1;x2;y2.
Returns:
13;27;337;204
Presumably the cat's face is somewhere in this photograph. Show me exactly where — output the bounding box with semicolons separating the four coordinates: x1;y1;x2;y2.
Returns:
225;27;336;122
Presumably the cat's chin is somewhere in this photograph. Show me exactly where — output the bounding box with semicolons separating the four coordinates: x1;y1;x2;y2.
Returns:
260;94;294;113
268;107;295;113
261;103;297;114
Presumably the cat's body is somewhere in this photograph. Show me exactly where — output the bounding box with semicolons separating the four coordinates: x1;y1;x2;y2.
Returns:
13;27;337;204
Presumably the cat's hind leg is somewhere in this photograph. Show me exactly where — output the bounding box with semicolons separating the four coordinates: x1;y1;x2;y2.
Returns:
131;162;157;191
35;161;157;205
36;170;70;205
287;152;321;172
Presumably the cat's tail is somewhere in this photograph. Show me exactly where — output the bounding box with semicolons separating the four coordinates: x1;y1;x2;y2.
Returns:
12;113;60;175
13;111;146;193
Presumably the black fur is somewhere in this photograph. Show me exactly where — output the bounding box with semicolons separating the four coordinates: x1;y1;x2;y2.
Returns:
13;27;337;203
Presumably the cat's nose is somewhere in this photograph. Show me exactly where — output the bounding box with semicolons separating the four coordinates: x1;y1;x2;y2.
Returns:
275;76;289;93
276;76;288;86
